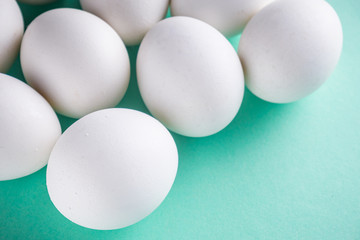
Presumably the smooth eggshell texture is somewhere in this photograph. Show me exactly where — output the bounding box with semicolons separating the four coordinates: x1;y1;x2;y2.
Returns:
137;17;244;137
0;0;23;73
17;0;57;4
80;0;169;46
0;74;61;181
238;0;343;103
46;108;178;230
171;0;274;37
21;8;130;118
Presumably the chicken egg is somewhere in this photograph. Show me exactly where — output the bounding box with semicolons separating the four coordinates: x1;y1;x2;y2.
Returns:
46;108;178;230
137;17;244;137
0;74;61;181
238;0;343;103
21;8;130;118
80;0;170;46
0;0;23;73
171;0;274;36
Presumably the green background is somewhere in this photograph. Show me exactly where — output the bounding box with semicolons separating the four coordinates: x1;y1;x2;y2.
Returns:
1;0;360;239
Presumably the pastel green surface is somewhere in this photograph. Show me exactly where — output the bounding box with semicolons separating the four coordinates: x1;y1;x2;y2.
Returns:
1;0;359;239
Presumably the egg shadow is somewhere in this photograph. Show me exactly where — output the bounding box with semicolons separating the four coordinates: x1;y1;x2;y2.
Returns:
161;32;299;179
169;88;297;179
0;168;51;239
0;167;138;240
116;45;149;114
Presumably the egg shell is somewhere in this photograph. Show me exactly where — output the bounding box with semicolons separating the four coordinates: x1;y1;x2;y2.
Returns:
21;8;130;118
171;0;274;37
137;16;244;137
0;74;61;181
46;108;178;230
238;0;343;103
0;0;23;73
80;0;169;46
17;0;57;5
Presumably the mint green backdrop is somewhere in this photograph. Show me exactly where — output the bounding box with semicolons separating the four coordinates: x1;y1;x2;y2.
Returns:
1;0;359;239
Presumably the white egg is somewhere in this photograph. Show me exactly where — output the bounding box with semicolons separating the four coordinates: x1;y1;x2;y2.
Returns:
0;0;23;73
0;74;61;181
171;0;273;37
21;8;130;118
46;108;178;230
80;0;169;46
238;0;343;103
137;17;244;137
17;0;57;5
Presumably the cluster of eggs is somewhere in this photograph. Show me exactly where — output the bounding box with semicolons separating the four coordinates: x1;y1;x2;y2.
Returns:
0;0;342;230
